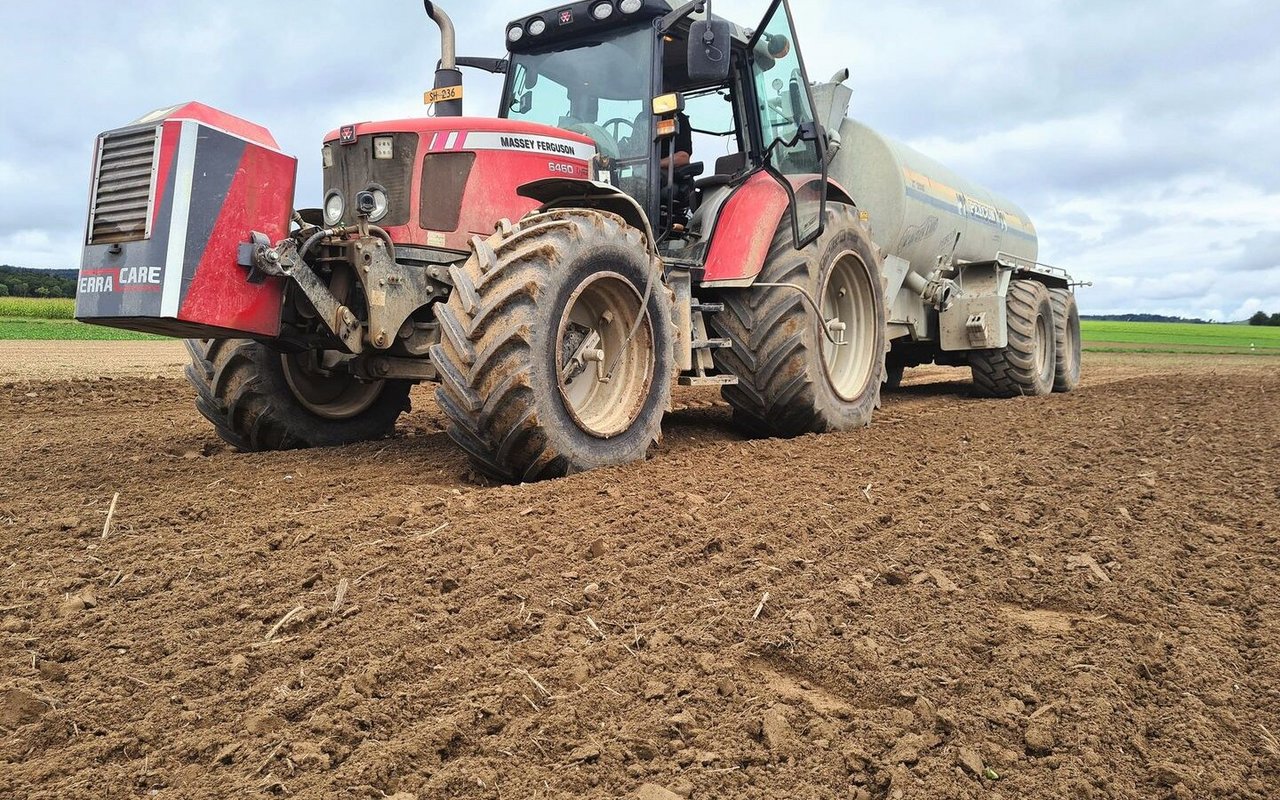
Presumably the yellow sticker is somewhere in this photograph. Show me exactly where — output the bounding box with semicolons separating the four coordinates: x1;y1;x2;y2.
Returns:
426;231;447;247
424;85;464;105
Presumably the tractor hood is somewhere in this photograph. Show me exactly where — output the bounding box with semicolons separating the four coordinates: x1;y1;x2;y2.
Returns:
320;117;596;254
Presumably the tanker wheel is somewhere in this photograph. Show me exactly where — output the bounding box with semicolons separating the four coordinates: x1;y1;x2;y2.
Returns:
183;339;412;451
969;279;1056;398
709;203;887;438
1048;288;1082;392
430;209;674;482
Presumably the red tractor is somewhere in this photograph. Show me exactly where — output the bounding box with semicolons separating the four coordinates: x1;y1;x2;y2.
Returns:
77;0;1079;481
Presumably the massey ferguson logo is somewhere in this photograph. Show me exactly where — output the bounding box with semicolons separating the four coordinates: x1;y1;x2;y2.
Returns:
500;135;577;155
79;266;162;293
339;125;357;145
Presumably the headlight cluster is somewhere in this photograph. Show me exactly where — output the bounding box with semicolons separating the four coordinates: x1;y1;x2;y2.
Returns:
322;185;390;226
507;1;644;44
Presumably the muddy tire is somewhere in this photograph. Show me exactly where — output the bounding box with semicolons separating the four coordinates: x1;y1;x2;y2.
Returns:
969;279;1056;398
430;210;673;483
183;339;411;451
709;204;886;438
1048;288;1081;392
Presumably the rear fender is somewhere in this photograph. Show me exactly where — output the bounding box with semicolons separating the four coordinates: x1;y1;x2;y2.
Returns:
517;178;656;254
700;173;855;287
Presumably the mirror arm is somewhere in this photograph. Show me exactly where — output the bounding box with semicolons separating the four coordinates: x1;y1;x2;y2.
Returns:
455;56;508;74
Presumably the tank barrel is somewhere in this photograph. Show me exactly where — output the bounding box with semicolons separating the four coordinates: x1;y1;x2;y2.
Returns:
424;1;462;117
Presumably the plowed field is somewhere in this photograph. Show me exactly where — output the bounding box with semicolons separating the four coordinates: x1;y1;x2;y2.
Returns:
1;344;1277;799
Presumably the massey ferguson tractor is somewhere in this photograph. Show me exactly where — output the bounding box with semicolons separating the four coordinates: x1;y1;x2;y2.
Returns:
76;0;1082;482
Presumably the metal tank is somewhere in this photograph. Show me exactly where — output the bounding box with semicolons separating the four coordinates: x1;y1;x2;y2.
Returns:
830;120;1038;277
814;80;1038;280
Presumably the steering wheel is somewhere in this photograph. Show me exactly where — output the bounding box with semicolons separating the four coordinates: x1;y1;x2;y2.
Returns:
566;122;622;160
601;117;636;143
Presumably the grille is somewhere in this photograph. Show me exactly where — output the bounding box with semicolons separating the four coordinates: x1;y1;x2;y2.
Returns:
88;125;160;245
323;133;416;228
420;153;475;232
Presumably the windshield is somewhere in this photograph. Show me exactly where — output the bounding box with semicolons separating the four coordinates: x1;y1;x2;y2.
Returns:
504;24;655;214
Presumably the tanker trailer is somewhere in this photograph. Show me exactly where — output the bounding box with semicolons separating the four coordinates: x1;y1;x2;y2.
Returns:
813;76;1082;396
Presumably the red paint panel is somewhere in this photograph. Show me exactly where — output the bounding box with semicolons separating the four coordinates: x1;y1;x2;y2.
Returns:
167;102;280;149
701;172;792;284
178;144;295;337
150;120;182;231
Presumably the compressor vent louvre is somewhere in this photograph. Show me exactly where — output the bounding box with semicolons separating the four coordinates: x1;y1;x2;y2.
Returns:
87;125;161;245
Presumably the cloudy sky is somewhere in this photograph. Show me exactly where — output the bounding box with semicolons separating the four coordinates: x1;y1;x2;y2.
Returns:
2;0;1277;319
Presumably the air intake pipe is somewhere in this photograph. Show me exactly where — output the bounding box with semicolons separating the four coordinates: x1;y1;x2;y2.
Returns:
424;2;462;117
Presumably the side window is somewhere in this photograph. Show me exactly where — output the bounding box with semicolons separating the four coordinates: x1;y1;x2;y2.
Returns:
683;89;741;168
749;0;825;245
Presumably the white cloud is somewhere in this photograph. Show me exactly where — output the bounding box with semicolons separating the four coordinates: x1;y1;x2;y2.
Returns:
2;0;1278;319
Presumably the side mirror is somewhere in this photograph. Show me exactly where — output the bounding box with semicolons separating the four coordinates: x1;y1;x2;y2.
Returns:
688;19;731;83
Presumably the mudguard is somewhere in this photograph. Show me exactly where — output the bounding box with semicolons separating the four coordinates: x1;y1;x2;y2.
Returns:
517;178;656;252
701;172;855;286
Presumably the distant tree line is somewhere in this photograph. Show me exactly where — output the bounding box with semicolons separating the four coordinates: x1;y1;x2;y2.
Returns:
0;266;78;298
1248;311;1280;327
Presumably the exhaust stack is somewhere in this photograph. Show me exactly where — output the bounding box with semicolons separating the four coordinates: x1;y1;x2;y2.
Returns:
424;2;462;117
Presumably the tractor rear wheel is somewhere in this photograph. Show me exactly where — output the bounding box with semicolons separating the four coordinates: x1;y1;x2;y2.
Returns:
183;339;411;451
430;210;673;482
709;203;887;438
1048;288;1082;392
969;279;1056;398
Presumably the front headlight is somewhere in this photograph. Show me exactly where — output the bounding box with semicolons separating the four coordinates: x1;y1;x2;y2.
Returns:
323;190;345;225
366;185;389;222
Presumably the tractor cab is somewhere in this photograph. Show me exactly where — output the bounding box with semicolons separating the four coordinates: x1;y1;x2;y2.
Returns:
500;0;830;256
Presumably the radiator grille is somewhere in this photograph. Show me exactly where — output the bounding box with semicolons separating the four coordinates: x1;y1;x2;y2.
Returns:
88;125;160;245
323;133;416;228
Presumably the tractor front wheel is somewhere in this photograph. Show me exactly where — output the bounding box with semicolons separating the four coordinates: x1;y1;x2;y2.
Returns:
430;210;674;482
184;339;411;451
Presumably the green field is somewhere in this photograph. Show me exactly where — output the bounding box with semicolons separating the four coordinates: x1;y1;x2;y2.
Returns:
1081;321;1280;355
2;295;1278;352
0;297;163;341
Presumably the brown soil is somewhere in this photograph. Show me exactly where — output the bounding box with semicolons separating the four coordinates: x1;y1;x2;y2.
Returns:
1;348;1277;799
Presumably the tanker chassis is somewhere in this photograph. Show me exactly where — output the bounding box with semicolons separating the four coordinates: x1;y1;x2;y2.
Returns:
75;0;1082;482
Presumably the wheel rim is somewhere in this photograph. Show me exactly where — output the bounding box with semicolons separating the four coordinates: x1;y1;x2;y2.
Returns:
555;272;655;439
281;350;384;420
821;251;877;401
1035;311;1053;382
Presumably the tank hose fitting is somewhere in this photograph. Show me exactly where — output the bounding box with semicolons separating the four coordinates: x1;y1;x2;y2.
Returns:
904;270;960;312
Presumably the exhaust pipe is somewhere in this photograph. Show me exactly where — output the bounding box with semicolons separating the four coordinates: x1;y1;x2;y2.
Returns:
424;1;462;117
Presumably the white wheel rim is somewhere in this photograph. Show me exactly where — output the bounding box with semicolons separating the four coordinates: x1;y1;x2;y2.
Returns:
555;272;655;439
821;250;877;401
